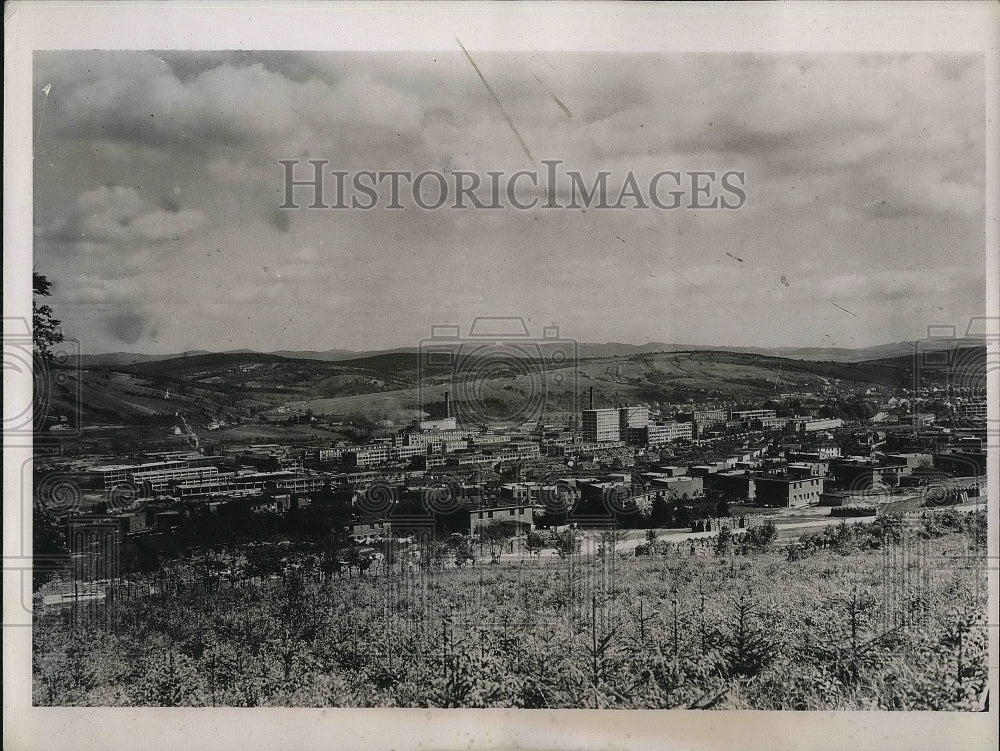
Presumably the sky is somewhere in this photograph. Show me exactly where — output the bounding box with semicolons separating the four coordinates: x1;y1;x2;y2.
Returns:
32;51;987;355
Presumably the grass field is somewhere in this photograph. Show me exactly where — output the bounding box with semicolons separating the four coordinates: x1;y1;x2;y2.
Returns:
33;513;988;709
50;346;927;427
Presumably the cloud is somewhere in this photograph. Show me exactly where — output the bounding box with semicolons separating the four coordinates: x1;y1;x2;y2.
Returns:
50;185;205;245
106;308;154;345
861;177;982;219
32;51;987;354
265;205;291;232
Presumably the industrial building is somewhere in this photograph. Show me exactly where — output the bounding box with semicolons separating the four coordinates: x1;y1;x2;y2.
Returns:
582;408;621;442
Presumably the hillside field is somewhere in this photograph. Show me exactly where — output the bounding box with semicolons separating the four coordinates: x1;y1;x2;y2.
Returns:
43;347;983;427
33;513;988;709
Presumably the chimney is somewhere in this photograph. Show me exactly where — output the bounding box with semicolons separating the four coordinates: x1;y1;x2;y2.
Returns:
589;386;594;410
444;391;451;419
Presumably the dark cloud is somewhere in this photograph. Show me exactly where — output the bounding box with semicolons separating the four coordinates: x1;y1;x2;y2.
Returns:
32;51;986;354
106;308;152;345
159;195;181;212
267;206;291;232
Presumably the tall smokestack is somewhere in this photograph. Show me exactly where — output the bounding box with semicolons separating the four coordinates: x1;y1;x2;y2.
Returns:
445;391;451;419
589;386;594;410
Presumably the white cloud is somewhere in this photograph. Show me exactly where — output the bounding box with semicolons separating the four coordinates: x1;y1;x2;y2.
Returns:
32;51;988;353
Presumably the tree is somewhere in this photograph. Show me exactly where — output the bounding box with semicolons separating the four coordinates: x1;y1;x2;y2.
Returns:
721;592;780;678
740;520;778;553
33;272;64;361
448;534;476;568
33;508;69;590
244;545;283;580
525;531;545;558
596;528;626;558
135;537;161;573
478;520;516;564
551;528;581;559
647;493;669;528
714;524;734;555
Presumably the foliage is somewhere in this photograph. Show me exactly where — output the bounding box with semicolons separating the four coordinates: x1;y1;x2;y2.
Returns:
33;507;69;591
525;531;546;558
550;528;582;559
33;518;988;710
477;520;518;564
736;520;777;554
32;271;64;361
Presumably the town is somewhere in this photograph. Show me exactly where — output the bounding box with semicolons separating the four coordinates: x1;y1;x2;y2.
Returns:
35;371;987;581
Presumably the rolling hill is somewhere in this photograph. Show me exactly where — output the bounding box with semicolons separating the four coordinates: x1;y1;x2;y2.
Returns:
44;342;984;428
71;336;986;369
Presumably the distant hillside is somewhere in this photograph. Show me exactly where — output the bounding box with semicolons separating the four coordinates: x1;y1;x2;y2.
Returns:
854;345;986;386
269;347;418;361
76;336;985;367
54;340;987;428
52;347;901;427
75;350;212;368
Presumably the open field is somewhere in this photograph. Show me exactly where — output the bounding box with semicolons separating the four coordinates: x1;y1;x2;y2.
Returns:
47;345;972;427
34;513;987;709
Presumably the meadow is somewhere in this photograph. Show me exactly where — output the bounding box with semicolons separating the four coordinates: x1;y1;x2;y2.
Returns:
33;511;988;710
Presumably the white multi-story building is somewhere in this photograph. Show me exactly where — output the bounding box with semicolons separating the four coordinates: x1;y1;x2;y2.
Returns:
640;421;694;446
619;405;650;431
582;409;621;442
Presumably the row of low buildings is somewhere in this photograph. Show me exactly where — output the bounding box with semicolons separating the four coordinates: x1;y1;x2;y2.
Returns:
696;442;987;508
66;440;988;551
578;405;846;446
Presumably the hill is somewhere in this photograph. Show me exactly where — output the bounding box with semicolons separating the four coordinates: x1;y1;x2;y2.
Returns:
73;336;985;368
51;344;983;428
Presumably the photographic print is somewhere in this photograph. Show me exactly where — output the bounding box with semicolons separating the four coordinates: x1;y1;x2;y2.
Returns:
4;3;998;750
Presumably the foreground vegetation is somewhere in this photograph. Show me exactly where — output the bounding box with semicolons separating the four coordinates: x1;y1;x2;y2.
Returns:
34;511;988;709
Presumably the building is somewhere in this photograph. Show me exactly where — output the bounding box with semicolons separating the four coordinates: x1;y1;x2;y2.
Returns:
130;465;220;495
730;409;777;422
705;470;756;502
582;409;621;442
413;454;447;470
630;421;693;447
819;490;893;507
307;446;347;463
418;417;458;432
270;474;327;494
789;418;844;434
346;445;392;468
685;409;727;424
350;518;391;539
646;474;704;500
787;448;842;462
786;461;828;479
172;471;314;500
898;412;935;428
753;475;824;507
619;405;650;431
90;460;189;490
952;401;987;421
483;442;541;462
469;503;534;535
753;416;790;430
934;451;987;477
